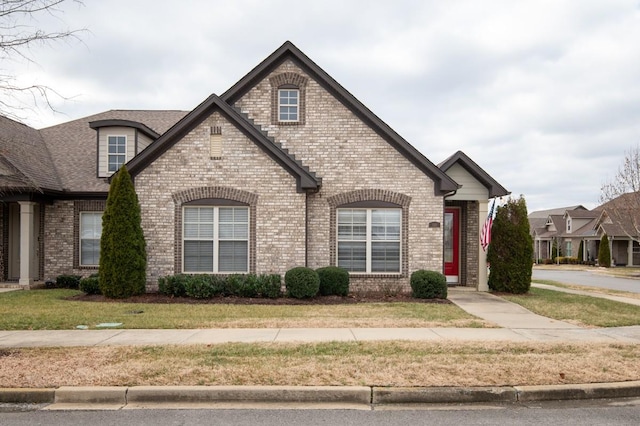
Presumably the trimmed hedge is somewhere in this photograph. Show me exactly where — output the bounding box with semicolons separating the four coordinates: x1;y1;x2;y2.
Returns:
55;274;82;289
410;270;447;299
285;267;320;299
316;266;349;296
157;273;281;299
79;274;101;295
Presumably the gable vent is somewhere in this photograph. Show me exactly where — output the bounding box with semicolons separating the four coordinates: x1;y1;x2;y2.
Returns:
209;126;222;159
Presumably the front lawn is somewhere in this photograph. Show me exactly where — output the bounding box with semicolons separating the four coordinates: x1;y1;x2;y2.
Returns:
499;287;640;327
0;289;488;330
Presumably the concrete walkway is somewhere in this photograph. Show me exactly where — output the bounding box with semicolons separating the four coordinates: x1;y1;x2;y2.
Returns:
2;287;640;348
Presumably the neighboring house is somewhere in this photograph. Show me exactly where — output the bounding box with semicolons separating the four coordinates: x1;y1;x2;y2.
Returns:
0;41;508;292
529;198;640;266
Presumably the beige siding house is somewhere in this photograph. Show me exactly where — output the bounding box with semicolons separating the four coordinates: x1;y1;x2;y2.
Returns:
0;42;508;292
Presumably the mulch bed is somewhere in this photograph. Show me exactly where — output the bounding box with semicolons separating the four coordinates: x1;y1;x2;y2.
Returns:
68;292;452;305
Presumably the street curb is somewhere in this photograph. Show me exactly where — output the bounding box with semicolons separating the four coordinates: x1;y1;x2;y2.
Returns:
372;386;517;404
515;381;640;401
0;388;54;403
2;382;640;406
127;385;371;405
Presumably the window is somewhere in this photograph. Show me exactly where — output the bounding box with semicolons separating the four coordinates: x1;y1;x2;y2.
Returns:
183;206;249;273
108;135;126;172
80;212;102;266
278;89;299;122
337;208;401;273
567;218;572;233
566;241;572;257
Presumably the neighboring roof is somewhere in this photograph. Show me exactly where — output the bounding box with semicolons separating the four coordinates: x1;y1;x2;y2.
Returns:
221;41;459;195
528;205;587;219
0;114;62;194
39;110;188;193
127;94;321;192
438;150;509;198
597;209;640;238
564;209;599;219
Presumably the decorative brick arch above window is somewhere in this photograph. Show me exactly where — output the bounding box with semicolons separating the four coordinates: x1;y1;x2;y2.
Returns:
327;189;411;277
270;72;308;125
172;187;258;274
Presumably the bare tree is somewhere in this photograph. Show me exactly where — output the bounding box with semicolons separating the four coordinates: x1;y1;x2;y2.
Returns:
600;145;640;242
0;0;84;119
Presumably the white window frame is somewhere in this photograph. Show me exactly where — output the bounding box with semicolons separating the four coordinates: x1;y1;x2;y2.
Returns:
336;208;402;274
107;135;127;173
566;241;572;257
79;212;102;267
182;206;249;274
278;88;299;122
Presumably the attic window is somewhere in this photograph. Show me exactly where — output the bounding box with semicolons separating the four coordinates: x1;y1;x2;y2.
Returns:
278;88;299;122
270;72;307;125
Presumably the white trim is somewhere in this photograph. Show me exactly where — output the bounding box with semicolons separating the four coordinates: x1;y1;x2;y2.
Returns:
182;206;249;274
79;211;103;267
107;134;127;173
278;88;299;122
336;207;402;274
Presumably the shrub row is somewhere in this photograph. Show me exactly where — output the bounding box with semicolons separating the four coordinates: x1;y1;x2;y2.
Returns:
51;274;82;289
158;274;282;299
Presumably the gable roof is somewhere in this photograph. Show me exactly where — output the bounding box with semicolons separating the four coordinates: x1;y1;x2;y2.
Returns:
438;150;509;198
0;115;63;194
221;41;459;195
127;94;321;192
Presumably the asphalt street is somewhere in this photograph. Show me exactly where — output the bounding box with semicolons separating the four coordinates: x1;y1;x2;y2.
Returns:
532;269;640;293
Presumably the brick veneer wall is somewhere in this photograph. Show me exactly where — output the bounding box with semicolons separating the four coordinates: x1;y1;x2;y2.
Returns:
235;60;445;292
43;199;106;280
135;111;307;286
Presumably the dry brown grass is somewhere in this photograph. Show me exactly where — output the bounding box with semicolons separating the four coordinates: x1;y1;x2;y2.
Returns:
1;342;639;388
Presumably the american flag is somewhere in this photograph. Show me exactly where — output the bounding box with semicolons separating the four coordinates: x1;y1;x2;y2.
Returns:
480;199;496;251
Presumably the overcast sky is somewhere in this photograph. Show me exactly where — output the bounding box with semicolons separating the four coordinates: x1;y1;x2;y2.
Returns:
6;0;640;213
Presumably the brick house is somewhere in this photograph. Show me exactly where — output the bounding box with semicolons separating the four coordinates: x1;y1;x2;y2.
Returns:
0;41;508;292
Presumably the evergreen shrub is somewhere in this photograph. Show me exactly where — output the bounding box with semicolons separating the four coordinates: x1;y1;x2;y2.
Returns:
410;270;447;299
316;266;349;296
55;274;81;289
285;267;320;299
79;274;101;295
598;234;611;268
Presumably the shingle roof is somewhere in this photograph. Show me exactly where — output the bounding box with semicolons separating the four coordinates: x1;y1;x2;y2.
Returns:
0;114;62;193
39;110;188;193
528;205;587;219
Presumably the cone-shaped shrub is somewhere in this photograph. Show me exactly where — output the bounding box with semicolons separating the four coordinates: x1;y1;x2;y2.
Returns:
598;234;611;268
99;165;147;298
487;196;533;294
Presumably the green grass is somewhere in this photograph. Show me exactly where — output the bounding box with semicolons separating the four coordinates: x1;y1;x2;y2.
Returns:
500;287;640;327
0;289;483;330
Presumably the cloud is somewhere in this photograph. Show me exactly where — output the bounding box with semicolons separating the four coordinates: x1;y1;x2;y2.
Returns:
4;0;640;213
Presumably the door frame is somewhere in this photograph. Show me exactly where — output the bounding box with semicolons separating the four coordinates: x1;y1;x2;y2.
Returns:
444;207;460;284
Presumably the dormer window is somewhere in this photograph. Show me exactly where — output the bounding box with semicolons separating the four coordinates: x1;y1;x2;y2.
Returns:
108;135;127;172
278;89;299;122
567;218;572;233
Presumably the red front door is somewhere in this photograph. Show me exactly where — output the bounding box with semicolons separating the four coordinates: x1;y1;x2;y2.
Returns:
444;208;460;283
